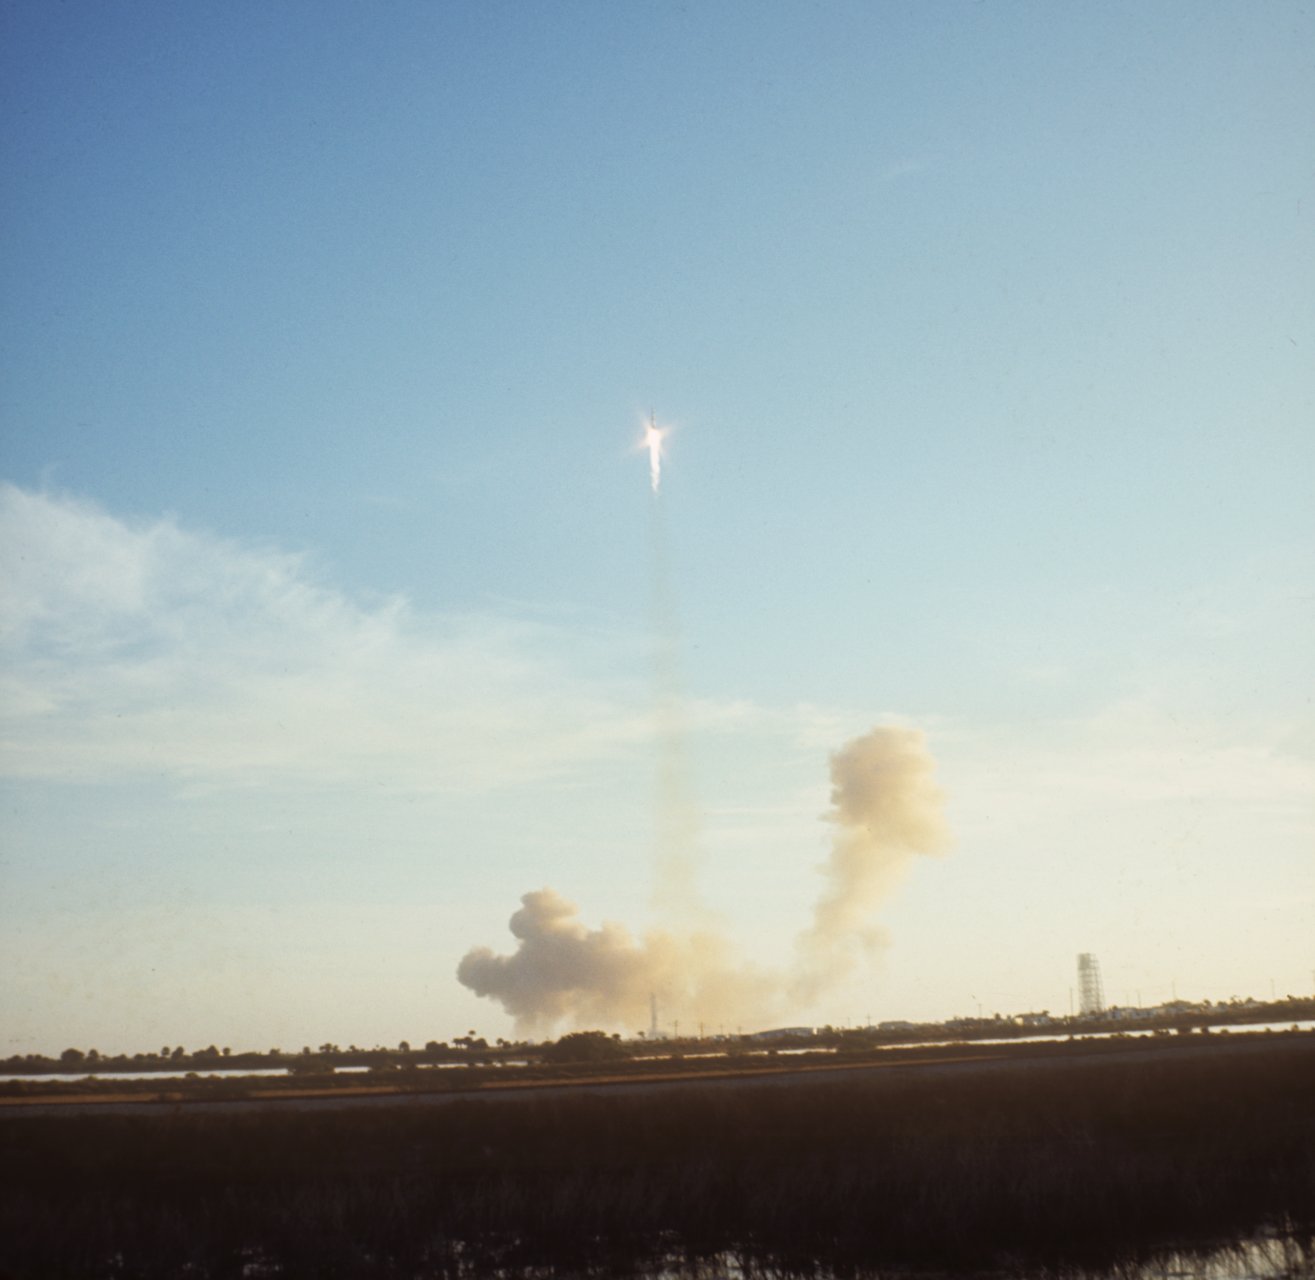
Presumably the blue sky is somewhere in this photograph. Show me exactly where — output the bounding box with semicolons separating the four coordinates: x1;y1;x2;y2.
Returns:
1;2;1311;1054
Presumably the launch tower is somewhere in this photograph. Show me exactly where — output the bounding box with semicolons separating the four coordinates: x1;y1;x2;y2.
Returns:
1077;952;1105;1016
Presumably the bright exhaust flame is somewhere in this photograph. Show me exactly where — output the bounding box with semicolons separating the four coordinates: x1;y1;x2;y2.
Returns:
643;412;666;494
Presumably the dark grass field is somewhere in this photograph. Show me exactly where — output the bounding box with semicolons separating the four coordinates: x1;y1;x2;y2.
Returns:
2;1035;1312;1279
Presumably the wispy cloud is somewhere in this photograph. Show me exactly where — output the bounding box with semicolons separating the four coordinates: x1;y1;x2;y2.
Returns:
0;483;661;793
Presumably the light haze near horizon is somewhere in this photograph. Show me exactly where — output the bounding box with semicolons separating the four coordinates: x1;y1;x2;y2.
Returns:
1;2;1311;1056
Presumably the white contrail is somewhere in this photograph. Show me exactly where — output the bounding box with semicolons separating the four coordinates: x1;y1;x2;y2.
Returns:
647;458;702;924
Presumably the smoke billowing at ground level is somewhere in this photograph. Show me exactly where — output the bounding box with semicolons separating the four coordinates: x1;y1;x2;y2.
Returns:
457;726;949;1036
455;889;777;1038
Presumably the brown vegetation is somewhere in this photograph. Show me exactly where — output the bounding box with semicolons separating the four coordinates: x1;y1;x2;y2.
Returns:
1;1037;1312;1279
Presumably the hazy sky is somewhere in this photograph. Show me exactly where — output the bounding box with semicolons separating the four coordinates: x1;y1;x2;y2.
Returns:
2;2;1311;1056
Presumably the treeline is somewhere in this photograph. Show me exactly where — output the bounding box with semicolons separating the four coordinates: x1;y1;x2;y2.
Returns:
0;1031;857;1101
2;1038;1313;1278
848;994;1315;1047
3;1030;666;1078
0;1034;516;1077
7;993;1312;1079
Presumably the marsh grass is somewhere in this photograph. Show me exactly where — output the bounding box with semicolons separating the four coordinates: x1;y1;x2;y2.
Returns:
2;1041;1312;1279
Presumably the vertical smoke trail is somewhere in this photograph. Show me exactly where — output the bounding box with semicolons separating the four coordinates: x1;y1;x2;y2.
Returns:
647;457;704;924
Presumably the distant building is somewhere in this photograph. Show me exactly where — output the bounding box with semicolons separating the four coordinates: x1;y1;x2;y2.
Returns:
1107;1006;1157;1021
1014;1012;1053;1028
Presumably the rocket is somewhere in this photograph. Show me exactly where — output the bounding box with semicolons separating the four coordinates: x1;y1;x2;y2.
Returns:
644;410;664;494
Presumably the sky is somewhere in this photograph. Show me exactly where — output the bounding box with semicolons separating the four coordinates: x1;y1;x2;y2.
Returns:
1;1;1312;1056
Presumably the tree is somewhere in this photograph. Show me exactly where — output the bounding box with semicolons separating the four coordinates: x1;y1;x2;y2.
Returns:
59;1048;85;1067
542;1031;630;1065
287;1057;333;1077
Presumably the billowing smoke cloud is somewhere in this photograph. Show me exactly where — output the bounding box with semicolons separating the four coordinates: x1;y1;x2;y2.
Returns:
457;725;948;1035
456;888;777;1037
792;726;949;1002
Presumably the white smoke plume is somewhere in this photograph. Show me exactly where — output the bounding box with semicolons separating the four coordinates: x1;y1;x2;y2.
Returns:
647;490;703;922
792;725;949;1002
457;725;948;1035
456;888;777;1038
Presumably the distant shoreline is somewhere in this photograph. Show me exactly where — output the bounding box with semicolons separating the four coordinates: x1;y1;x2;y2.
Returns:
5;1026;1310;1117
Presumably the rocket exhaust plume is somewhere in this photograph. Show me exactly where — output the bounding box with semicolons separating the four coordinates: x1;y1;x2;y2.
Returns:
456;413;947;1033
646;425;701;923
643;411;666;494
456;888;775;1037
457;725;949;1035
792;725;949;1003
